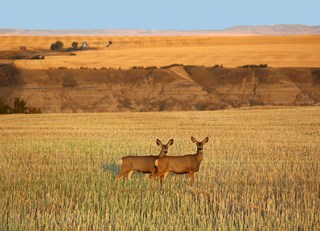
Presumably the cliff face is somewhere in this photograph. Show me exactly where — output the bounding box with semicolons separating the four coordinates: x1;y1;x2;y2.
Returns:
1;65;320;112
184;66;320;109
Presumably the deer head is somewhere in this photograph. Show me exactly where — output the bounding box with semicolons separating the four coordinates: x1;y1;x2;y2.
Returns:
156;139;174;156
191;136;209;152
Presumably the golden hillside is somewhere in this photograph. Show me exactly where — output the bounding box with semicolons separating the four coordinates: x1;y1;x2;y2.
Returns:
0;35;319;69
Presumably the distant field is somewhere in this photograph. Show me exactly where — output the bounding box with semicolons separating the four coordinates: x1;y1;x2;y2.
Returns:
0;35;319;69
0;107;319;230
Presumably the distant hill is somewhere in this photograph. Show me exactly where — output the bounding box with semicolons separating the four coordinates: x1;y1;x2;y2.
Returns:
220;24;320;35
1;24;319;36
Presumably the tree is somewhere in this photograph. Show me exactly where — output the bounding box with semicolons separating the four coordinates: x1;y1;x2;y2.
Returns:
0;97;41;114
72;41;78;50
11;97;28;113
50;41;64;51
0;98;10;114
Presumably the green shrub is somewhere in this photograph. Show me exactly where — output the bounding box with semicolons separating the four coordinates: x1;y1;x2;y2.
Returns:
159;103;166;111
50;41;64;51
0;98;10;114
145;66;157;70
238;64;268;68
195;103;208;111
10;97;28;113
130;66;144;70
160;64;183;69
30;55;45;59
0;97;42;114
72;41;78;50
249;99;264;106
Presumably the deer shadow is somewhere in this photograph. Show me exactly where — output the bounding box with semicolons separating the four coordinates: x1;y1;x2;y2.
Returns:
102;163;119;177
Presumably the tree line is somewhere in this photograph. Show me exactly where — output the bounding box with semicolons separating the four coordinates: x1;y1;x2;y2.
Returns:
0;97;41;114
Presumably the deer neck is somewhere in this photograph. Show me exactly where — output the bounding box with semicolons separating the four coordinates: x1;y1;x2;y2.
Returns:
158;151;166;157
195;150;204;163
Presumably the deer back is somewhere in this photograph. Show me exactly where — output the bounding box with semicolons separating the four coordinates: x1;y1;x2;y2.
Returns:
121;155;158;173
156;153;202;174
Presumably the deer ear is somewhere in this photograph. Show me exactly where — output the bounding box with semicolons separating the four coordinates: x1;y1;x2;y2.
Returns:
156;139;162;146
167;139;174;146
202;137;209;144
191;136;197;143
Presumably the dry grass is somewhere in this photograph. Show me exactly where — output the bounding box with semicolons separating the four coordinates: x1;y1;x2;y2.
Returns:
0;35;319;69
0;107;320;230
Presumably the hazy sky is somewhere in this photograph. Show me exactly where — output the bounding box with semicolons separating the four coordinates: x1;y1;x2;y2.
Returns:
1;0;319;30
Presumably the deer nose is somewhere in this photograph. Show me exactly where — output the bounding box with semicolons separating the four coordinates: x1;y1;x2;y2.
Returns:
198;147;203;150
164;150;168;153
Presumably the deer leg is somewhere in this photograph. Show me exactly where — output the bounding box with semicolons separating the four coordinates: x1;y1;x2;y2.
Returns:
116;170;127;179
163;172;169;180
150;168;156;179
144;173;150;179
152;169;161;180
127;170;133;180
152;166;161;178
158;172;169;186
160;175;163;185
151;173;157;181
158;172;165;184
189;172;195;185
116;169;133;180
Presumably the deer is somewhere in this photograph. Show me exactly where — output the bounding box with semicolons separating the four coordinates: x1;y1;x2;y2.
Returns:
116;139;174;180
153;136;209;185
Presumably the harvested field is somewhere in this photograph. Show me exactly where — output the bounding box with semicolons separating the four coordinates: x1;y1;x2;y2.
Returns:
0;107;319;230
0;35;319;69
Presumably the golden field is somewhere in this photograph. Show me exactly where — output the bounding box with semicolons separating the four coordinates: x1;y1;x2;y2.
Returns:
0;107;320;230
0;35;320;69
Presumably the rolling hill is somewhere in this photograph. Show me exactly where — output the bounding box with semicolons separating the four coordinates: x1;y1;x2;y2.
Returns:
1;35;319;69
1;32;319;113
1;24;319;36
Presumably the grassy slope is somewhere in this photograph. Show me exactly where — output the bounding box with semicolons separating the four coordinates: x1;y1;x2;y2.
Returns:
0;107;319;230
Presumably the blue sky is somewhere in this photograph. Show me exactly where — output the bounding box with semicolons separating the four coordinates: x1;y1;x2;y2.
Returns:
1;0;319;30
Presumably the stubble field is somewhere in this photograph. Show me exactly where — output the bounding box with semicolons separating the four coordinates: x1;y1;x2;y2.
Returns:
1;107;320;230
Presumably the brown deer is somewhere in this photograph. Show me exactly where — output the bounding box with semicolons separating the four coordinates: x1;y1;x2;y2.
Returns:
153;136;209;184
116;139;174;179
